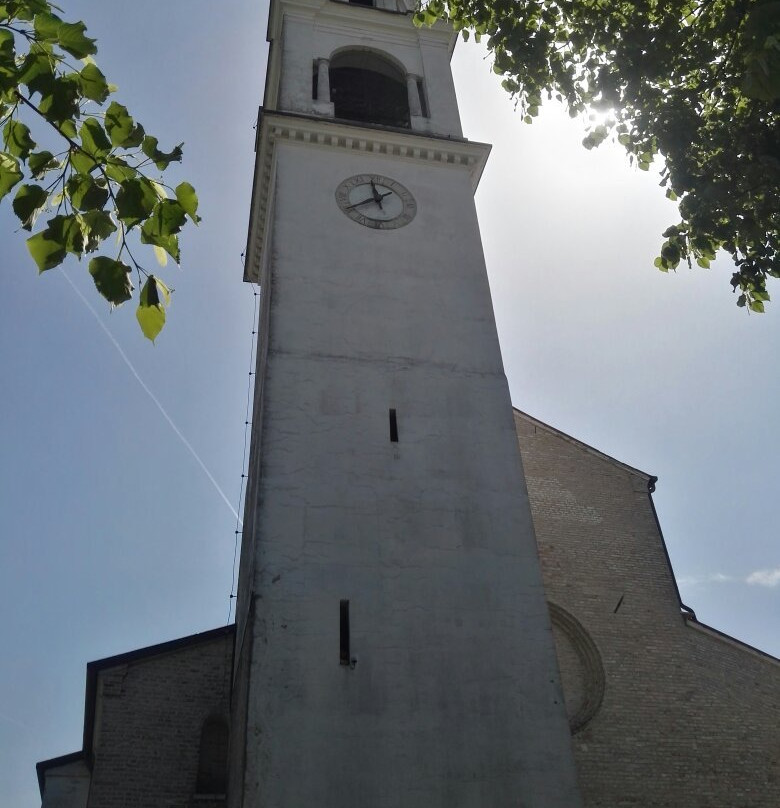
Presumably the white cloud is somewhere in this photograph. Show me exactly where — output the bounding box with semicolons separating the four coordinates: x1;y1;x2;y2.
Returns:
677;572;734;586
746;567;780;587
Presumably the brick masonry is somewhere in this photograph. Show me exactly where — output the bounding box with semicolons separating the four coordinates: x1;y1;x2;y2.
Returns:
515;410;780;808
85;631;233;808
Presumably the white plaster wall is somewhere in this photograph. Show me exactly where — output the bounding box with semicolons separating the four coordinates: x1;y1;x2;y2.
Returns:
276;2;462;136
241;141;581;806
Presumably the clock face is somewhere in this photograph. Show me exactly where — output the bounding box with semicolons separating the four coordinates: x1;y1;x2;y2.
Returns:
335;174;417;230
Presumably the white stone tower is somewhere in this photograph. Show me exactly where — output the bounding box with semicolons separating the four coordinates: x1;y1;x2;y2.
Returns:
231;0;582;805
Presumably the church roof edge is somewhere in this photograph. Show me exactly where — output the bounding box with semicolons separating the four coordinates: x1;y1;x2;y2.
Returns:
512;407;654;483
83;623;235;676
35;751;86;797
684;616;780;665
81;624;235;759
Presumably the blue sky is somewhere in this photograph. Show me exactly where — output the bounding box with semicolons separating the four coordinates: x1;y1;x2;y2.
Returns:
2;2;779;804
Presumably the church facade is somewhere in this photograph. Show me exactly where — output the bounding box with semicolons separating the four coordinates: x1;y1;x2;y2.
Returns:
36;0;779;805
515;410;779;807
36;412;780;807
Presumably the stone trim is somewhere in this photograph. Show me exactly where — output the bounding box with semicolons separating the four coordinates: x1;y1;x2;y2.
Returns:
244;110;491;283
548;602;606;734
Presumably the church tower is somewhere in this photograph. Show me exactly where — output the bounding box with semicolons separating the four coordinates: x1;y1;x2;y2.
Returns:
231;0;582;804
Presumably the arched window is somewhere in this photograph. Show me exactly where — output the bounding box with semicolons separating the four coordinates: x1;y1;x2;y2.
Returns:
329;51;410;129
195;715;229;795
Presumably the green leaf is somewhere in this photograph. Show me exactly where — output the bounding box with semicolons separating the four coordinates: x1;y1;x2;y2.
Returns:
28;150;58;178
153;245;168;267
136;275;170;342
56;20;97;59
78;62;110;103
58;120;77;140
81;209;117;251
0;151;22;202
104;101;144;148
141;135;183;170
0;29;15;61
37;73;80;124
26;227;66;272
115;177;158;229
749;299;765;313
150;180;168;200
10;0;51;18
88;256;133;305
148;199;187;235
65;173;109;211
141;230;180;264
78;117;111;161
30;214;89;261
16;51;54;93
3;119;35;159
12;183;48;230
32;10;63;42
104;156;137;182
70;148;98;175
175;182;200;224
660;241;681;267
139;200;186;262
654;255;669;273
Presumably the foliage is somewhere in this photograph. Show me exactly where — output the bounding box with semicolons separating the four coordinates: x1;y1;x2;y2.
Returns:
416;0;780;312
0;0;199;339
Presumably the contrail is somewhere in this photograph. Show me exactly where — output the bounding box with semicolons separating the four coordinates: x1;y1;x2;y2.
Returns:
63;272;241;524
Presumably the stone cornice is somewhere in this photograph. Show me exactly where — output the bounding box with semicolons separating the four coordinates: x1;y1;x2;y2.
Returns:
267;0;455;51
243;110;491;283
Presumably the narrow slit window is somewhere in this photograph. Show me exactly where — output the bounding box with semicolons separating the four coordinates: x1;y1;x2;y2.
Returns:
312;60;319;100
340;599;350;665
389;408;398;442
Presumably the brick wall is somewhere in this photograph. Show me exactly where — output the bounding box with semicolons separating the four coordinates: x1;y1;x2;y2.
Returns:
515;411;780;807
87;631;233;808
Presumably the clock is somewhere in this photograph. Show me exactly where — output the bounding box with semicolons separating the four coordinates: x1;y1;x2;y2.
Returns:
335;174;417;229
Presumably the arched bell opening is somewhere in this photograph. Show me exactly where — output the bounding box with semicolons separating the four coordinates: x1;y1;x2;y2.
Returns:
329;50;410;129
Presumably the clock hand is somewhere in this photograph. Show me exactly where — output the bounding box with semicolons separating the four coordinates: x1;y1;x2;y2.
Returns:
374;191;392;210
345;196;376;211
345;192;393;212
369;180;384;210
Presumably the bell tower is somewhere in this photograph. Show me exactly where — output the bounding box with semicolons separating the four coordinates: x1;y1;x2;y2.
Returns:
231;0;582;805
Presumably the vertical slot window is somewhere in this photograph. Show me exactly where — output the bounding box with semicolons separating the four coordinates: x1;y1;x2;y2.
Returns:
340;599;350;666
389;409;399;442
